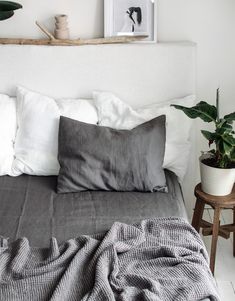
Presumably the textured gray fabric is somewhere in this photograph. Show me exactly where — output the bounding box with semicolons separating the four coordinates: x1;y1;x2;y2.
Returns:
0;218;219;301
0;171;187;248
57;115;167;193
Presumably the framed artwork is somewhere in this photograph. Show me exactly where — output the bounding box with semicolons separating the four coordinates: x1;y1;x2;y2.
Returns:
104;0;156;42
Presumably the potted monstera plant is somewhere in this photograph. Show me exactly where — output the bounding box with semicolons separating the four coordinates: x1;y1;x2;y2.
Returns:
0;1;22;21
171;89;235;196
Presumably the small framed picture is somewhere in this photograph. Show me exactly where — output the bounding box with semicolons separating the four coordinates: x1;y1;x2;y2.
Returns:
104;0;156;42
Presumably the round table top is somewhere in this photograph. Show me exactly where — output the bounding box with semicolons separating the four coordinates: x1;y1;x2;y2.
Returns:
194;183;235;206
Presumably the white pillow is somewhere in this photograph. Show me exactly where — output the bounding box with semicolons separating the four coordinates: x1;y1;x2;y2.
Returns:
12;87;98;176
93;91;196;182
55;98;98;123
0;94;17;176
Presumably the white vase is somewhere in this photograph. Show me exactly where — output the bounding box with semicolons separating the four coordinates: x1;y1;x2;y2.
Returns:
200;156;235;196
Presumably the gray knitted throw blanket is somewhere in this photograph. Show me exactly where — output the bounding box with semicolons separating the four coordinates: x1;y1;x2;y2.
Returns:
0;218;219;301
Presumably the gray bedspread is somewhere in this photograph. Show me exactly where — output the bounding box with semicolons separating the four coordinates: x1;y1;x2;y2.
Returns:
0;170;187;247
0;218;219;301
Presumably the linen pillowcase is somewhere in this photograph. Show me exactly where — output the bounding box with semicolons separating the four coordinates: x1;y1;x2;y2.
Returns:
0;94;17;176
55;98;98;123
12;86;98;176
57;115;167;193
93;91;196;182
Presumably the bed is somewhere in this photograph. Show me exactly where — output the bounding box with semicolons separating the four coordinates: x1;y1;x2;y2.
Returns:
0;172;215;301
0;43;218;300
0;170;187;247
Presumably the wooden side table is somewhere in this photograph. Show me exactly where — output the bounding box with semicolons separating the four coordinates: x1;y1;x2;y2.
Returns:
192;183;235;275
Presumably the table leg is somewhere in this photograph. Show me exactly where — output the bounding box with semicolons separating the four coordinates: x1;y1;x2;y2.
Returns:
210;207;221;275
192;198;205;233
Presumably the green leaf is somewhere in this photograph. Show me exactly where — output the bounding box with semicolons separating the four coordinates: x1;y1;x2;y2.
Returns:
222;141;233;156
201;130;216;141
218;140;225;156
171;98;235;167
218;155;229;168
217;119;233;129
216;123;233;135
221;123;233;131
0;10;13;20
224;112;235;123
231;148;235;161
222;134;235;146
0;1;22;11
171;101;217;123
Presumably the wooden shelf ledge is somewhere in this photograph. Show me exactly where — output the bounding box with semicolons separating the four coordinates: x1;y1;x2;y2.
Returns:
0;35;148;46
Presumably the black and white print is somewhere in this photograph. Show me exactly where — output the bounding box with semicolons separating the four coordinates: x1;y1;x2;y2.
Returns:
113;1;147;34
105;0;156;42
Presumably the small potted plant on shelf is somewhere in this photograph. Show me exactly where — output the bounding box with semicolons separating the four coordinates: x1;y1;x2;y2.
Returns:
171;89;235;196
0;1;22;21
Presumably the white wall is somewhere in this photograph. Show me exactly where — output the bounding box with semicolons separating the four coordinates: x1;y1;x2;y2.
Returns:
0;0;234;215
158;0;235;215
0;1;104;39
158;0;235;157
0;0;233;112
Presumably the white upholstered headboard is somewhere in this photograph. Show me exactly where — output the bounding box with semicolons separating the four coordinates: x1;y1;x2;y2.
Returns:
0;42;196;214
0;42;195;107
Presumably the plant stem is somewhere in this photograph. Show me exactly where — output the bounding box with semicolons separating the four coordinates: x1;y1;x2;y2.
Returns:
216;88;220;121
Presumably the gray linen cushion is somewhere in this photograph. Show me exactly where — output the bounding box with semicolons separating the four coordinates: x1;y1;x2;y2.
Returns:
57;115;167;193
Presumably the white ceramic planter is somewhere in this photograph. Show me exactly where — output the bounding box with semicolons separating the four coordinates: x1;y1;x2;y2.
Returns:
200;157;235;196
